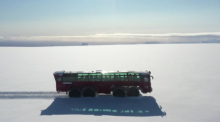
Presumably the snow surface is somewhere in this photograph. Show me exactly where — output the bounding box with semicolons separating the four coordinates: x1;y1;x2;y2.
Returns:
0;44;220;122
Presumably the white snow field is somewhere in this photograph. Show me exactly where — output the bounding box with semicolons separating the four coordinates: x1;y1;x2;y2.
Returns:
0;44;220;122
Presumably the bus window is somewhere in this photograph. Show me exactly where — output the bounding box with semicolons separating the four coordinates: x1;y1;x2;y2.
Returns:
63;77;75;82
135;75;141;81
141;75;150;82
128;73;141;81
83;74;89;81
63;73;76;82
102;73;114;81
89;73;101;81
76;74;88;81
115;73;128;81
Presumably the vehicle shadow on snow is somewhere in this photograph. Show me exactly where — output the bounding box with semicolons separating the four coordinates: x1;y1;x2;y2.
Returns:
41;95;166;117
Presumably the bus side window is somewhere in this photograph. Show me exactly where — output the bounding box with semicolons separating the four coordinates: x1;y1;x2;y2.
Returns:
83;74;88;81
124;75;128;81
95;75;99;81
115;73;127;81
63;73;76;82
89;74;96;81
136;75;141;81
128;74;132;81
76;74;88;81
102;73;115;81
76;75;81;81
128;73;140;81
102;75;105;81
96;74;102;81
102;75;111;81
89;75;94;81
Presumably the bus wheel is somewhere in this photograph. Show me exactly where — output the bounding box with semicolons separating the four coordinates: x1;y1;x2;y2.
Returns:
82;87;96;97
68;88;81;98
113;88;126;97
127;87;139;97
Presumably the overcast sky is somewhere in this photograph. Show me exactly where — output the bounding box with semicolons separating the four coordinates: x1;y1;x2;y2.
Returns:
0;0;220;44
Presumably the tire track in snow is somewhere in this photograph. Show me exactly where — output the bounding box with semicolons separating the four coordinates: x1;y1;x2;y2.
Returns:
0;92;68;99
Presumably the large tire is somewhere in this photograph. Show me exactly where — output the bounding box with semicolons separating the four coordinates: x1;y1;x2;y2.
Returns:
127;87;140;97
113;88;126;97
68;88;81;98
82;87;96;97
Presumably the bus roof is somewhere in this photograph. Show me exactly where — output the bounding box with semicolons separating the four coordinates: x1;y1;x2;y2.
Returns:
54;70;151;76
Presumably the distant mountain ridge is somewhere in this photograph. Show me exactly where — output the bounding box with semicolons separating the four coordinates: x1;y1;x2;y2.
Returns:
200;40;220;43
0;40;220;47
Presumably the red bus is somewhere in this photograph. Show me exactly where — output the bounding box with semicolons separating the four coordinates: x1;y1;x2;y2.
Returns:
53;70;153;97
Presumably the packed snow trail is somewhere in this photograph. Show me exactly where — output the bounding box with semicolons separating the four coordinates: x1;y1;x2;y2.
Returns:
0;92;67;99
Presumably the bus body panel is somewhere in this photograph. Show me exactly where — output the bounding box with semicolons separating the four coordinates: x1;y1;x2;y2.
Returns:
53;71;153;94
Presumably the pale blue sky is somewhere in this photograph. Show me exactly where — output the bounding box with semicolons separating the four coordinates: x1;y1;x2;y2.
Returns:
0;0;220;37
